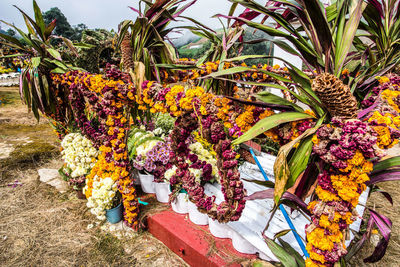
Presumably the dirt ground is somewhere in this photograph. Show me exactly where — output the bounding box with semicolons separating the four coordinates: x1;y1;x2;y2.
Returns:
0;86;399;267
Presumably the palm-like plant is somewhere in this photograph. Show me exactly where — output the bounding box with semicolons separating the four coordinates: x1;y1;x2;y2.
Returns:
227;0;364;77
0;0;79;122
117;0;197;86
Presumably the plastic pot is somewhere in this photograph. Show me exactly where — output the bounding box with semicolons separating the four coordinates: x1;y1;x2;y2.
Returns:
171;192;188;214
139;173;155;193
208;218;231;239
187;200;209;225
155;182;170;203
106;202;123;224
231;230;258;254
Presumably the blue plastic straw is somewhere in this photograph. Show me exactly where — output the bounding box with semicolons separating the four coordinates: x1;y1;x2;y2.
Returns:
249;148;309;258
138;198;149;205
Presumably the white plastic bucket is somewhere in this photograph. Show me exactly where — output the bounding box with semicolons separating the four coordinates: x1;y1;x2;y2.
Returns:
171;193;188;214
155;182;170;203
187;200;209;225
208;217;231;239
231;230;258;254
139;173;155;193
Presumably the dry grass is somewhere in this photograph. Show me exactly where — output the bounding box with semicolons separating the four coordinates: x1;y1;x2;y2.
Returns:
0;159;188;267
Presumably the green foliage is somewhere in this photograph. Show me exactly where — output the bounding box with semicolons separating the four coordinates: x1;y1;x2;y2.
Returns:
155;113;176;135
233;112;314;145
259;137;280;155
0;0;79;122
264;236;299;267
239;28;273;65
6;29;16;37
178;41;211;59
74;29;115;73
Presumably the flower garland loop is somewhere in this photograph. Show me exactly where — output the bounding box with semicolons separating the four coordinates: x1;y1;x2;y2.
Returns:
169;110;246;222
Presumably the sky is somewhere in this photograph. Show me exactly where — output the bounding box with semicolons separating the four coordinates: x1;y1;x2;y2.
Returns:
0;0;246;32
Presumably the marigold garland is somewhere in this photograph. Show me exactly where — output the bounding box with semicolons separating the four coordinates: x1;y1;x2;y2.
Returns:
306;116;388;266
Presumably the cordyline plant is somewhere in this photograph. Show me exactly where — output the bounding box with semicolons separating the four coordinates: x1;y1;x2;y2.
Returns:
117;0;197;88
208;0;366;201
175;14;246;95
208;0;400;264
0;0;80;124
353;0;400;93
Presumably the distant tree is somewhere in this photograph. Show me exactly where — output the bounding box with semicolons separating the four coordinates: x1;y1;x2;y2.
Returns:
43;7;75;40
178;41;212;59
6;29;16;37
72;23;88;41
240;28;273;65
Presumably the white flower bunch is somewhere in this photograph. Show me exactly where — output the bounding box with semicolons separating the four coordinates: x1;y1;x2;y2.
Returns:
189;168;202;183
136;139;159;158
164;166;177;181
86;177;118;221
61;133;99;178
189;142;219;178
153;127;163;136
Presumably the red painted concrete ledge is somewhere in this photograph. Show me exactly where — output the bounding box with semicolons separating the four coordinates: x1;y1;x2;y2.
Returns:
147;209;257;267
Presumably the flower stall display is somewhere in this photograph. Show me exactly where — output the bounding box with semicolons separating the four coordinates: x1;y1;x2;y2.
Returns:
6;2;400;266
